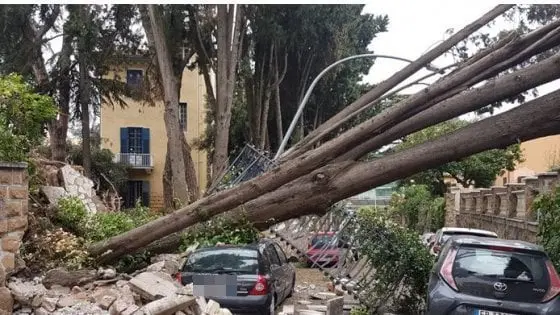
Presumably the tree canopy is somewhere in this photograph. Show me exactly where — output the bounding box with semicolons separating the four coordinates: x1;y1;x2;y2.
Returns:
395;118;523;195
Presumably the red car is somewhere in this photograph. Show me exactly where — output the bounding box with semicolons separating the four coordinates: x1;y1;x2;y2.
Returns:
306;232;341;267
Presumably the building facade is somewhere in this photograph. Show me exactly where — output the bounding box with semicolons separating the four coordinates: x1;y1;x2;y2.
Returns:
100;58;209;210
494;135;560;186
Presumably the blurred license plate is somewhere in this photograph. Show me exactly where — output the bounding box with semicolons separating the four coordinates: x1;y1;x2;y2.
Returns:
477;310;517;315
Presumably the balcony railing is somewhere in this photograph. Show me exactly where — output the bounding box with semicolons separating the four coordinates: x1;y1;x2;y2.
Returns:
114;153;154;169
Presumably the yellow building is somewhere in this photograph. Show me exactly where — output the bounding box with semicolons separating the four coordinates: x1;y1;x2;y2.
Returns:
495;135;560;186
100;57;209;210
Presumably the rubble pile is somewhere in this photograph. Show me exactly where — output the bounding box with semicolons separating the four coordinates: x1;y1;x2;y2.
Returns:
7;254;232;315
39;164;107;213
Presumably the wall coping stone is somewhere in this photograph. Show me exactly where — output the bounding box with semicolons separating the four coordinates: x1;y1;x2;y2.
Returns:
0;163;27;169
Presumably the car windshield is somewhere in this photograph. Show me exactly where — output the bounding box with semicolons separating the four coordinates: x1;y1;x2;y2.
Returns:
182;248;259;274
311;234;338;249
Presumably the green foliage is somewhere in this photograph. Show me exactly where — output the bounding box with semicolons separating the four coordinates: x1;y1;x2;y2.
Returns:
355;207;434;314
389;184;445;233
55;196;90;236
396;119;523;196
0;73;57;161
180;215;259;249
55;197;160;242
535;186;560;270
349;307;369;315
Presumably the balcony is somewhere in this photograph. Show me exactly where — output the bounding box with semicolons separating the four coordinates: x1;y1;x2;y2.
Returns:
114;153;154;170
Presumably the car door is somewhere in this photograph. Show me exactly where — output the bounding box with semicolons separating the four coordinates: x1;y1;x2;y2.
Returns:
265;244;284;302
273;242;294;298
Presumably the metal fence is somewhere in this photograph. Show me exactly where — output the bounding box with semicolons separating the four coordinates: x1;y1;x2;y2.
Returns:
207;144;277;194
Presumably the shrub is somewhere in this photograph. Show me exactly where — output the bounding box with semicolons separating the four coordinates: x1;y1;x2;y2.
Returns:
390;184;446;233
55;197;160;242
354;207;434;314
535;186;560;269
55;197;89;235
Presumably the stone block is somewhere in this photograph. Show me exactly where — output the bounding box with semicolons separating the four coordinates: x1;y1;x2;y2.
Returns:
0;287;12;313
12;171;23;185
3;200;22;217
0;221;7;234
1;254;14;272
7;216;27;231
8;186;27;200
0;171;11;185
2;234;22;252
0;187;6;200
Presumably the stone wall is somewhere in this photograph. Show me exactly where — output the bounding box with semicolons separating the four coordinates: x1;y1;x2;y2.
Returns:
0;162;28;313
445;172;559;243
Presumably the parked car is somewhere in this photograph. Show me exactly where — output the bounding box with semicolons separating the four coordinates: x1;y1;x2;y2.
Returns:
306;231;341;267
426;236;560;314
175;239;296;315
430;227;498;256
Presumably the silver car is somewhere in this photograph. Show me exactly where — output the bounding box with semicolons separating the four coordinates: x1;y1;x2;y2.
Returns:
426;236;560;315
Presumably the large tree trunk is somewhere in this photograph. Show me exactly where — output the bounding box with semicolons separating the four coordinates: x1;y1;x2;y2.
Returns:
144;5;190;204
50;30;72;162
78;6;92;178
89;88;560;261
211;4;243;183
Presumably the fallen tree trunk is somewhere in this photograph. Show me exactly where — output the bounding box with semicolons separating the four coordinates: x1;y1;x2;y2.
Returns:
239;89;560;227
90;88;560;262
281;4;514;159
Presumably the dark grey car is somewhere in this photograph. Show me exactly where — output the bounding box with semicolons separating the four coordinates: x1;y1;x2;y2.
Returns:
175;239;296;315
427;236;560;315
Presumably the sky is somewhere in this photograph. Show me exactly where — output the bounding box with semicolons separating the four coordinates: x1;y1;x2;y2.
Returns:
360;2;560;116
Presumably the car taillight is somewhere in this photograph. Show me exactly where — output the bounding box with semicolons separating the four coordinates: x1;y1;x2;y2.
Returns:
543;260;560;302
439;248;458;291
174;272;182;284
249;275;268;296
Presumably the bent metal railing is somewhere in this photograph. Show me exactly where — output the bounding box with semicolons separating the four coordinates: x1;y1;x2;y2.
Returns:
268;205;389;310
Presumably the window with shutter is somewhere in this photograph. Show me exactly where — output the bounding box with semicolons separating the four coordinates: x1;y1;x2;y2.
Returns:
126;69;143;89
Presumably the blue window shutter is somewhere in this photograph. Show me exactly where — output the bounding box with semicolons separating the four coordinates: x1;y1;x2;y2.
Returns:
142;128;150;154
120;128;129;153
142;181;150;207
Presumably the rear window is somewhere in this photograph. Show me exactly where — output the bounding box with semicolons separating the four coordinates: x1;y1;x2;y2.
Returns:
452;246;549;302
441;232;496;244
311;235;338;249
182;248;259;274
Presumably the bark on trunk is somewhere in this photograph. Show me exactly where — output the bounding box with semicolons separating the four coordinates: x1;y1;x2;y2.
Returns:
78;6;92;178
211;4;243;183
182;135;200;201
144;5;190;204
89;88;560;261
284;5;513;159
50;31;72;162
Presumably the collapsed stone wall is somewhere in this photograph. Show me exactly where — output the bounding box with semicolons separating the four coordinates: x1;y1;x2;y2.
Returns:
0;162;29;313
445;172;559;243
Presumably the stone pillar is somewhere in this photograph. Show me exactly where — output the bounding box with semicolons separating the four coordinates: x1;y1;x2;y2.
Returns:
0;162;27;313
537;172;558;193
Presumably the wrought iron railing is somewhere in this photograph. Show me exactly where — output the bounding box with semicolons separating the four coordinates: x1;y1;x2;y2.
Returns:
114;153;154;168
207;144;277;194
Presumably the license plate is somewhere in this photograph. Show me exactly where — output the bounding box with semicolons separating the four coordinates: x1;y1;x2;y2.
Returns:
477;310;517;315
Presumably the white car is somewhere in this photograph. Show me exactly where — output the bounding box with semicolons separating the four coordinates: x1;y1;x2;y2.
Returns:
429;227;498;256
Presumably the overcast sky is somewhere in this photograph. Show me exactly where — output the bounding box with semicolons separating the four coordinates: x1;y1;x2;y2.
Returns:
361;2;560;116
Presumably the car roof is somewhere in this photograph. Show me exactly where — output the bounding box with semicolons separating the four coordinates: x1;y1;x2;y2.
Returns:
440;227;498;236
191;238;277;253
449;235;544;252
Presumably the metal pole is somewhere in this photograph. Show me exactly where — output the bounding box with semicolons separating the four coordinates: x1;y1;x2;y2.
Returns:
273;53;419;160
